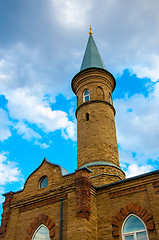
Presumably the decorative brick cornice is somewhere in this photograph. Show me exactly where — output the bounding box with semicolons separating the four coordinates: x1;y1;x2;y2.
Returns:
19;194;67;213
25;214;55;240
109;185;146;198
0;192;13;239
112;203;154;237
75;169;91;220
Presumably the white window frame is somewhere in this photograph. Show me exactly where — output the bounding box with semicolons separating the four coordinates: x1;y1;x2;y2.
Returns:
32;224;50;240
122;214;149;240
83;89;90;102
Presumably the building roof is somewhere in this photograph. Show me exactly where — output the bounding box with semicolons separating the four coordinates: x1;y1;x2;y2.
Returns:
80;34;106;71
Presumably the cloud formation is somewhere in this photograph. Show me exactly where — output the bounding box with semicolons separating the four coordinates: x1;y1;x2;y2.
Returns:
0;43;76;145
125;163;153;178
0;0;159;178
0;109;11;141
115;81;159;156
0;152;23;186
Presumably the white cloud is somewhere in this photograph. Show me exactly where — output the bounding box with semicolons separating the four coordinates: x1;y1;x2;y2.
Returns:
7;87;76;140
0;186;5;204
62;121;76;141
0;152;23;186
115;81;159;156
14;121;50;148
0;0;159;154
132;54;159;82
39;143;50;149
51;0;92;28
115;80;159;177
0;109;11;141
14;121;42;141
0;44;76;144
125;163;153;178
81;0;159;82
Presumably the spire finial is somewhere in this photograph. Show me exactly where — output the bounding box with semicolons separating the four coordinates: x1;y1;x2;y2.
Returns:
89;25;93;35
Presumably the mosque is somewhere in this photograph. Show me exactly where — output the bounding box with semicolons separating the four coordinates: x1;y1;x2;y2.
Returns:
0;27;159;240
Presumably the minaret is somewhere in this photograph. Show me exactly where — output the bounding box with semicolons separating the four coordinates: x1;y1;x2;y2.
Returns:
72;27;125;186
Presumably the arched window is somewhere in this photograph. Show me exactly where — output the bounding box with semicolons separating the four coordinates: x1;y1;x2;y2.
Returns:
83;90;90;102
122;214;149;240
97;86;104;100
109;93;112;104
40;176;48;189
32;224;50;240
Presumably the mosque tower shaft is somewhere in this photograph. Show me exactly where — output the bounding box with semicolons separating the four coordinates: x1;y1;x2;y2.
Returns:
72;28;125;185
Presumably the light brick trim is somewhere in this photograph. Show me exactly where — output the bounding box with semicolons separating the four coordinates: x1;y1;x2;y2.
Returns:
25;214;55;240
112;203;154;237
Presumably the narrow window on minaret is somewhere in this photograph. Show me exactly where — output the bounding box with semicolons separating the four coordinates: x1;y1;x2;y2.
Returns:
83;90;90;102
86;113;89;121
77;96;79;107
109;93;112;104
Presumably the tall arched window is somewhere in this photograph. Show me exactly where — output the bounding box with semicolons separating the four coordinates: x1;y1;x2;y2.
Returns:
83;90;90;102
40;176;48;189
32;225;50;240
122;214;149;240
109;93;112;104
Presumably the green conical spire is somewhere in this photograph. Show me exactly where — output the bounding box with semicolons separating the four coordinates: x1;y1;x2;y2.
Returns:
80;28;106;71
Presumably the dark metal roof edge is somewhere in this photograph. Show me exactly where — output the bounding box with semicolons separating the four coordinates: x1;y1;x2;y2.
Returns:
79;161;124;174
76;166;92;173
95;169;159;190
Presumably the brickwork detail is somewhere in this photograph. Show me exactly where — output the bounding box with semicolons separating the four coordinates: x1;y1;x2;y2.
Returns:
109;185;146;198
153;180;159;194
25;214;55;240
75;169;91;220
72;68;120;172
0;192;13;239
19;194;67;213
112;203;154;237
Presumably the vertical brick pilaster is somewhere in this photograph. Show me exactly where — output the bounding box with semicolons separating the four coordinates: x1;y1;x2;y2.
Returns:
0;191;13;239
74;168;91;220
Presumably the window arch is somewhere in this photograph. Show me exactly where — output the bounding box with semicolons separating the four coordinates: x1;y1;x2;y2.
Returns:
97;86;104;100
32;224;50;240
83;90;90;102
109;92;112;104
40;176;48;189
122;214;149;240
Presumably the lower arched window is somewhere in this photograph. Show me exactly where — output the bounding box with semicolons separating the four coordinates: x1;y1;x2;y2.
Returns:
83;90;90;102
32;224;50;240
122;214;149;240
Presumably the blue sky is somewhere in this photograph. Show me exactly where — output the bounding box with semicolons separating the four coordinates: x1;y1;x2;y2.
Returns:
0;0;159;217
